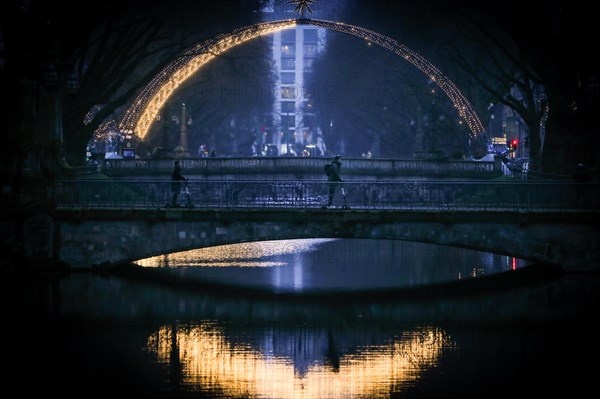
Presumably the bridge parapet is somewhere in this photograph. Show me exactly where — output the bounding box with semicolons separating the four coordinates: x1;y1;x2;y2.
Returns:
99;157;501;179
55;179;599;212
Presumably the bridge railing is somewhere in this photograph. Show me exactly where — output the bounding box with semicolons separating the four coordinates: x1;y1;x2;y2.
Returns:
99;157;501;179
54;179;599;212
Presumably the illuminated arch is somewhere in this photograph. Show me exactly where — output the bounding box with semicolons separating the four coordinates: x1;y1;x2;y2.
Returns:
119;19;485;140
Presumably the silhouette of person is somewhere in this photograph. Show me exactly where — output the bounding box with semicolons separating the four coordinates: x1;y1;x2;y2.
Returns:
170;160;188;207
326;155;342;208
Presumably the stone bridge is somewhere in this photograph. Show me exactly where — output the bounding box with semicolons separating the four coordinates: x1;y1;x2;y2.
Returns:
40;179;600;272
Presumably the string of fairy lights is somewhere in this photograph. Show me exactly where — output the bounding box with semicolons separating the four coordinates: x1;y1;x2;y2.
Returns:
119;19;297;140
119;18;484;142
308;19;485;137
84;104;122;141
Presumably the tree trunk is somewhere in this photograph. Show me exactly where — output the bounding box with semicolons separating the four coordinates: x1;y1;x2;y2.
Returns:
527;121;541;173
64;124;97;168
543;107;600;176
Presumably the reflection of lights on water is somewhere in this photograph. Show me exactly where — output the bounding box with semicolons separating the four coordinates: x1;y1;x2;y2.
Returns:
147;323;454;398
135;239;337;268
141;260;288;267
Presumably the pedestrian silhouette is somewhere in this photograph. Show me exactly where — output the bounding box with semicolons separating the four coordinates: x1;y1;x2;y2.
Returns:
324;155;343;208
170;160;188;207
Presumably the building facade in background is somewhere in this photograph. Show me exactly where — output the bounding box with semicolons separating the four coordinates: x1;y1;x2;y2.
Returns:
262;0;344;156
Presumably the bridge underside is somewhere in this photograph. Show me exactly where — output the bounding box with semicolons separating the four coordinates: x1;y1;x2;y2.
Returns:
55;209;599;272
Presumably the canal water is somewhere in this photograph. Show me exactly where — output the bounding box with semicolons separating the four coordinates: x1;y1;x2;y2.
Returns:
7;239;599;398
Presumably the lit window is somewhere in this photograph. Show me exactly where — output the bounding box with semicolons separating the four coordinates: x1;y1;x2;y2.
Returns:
281;44;295;57
281;86;297;99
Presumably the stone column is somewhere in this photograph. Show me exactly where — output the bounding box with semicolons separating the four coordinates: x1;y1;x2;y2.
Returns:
179;103;189;156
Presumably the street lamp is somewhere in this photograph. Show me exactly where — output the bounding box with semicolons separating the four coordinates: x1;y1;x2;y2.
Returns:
487;102;495;136
177;103;192;157
155;103;192;157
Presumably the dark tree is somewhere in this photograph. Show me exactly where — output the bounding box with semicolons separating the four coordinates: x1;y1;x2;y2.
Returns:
337;0;599;173
0;0;269;175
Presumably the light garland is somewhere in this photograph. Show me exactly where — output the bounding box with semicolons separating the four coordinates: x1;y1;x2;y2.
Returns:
84;104;104;126
119;19;484;140
92;119;122;141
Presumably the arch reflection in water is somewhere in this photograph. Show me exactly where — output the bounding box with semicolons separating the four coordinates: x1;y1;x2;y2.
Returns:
137;239;336;268
135;239;528;293
147;322;455;398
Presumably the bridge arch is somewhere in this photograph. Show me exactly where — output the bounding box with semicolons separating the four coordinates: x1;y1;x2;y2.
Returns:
57;209;599;272
119;18;485;141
